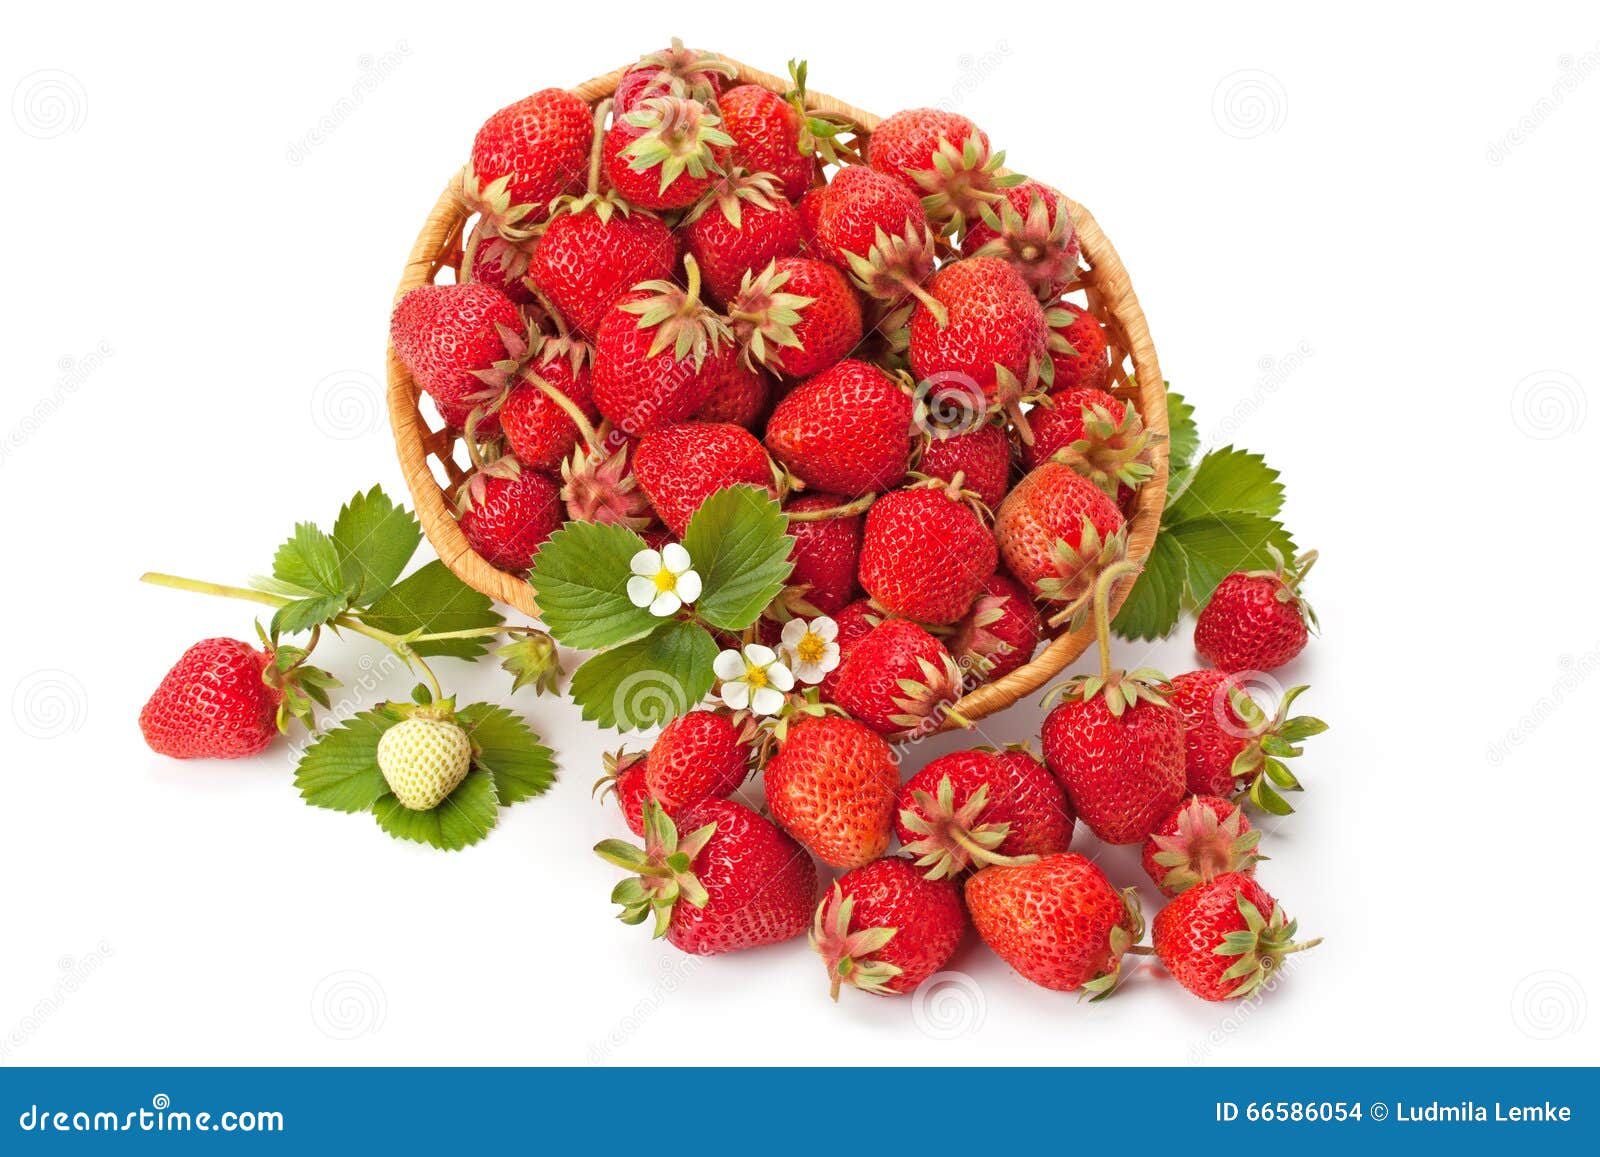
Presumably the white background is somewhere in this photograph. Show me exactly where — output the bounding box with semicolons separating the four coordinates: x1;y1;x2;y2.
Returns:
2;2;1596;1068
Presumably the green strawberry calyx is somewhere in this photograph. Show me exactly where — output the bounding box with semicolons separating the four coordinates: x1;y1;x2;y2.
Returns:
619;254;734;367
1216;890;1322;1000
899;775;1038;880
1044;560;1170;717
809;882;902;1001
594;800;716;938
1082;887;1146;1002
1039;516;1129;629
1227;681;1328;815
1149;799;1264;895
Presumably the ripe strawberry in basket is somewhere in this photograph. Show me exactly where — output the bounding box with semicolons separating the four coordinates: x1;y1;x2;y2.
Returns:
389;282;524;434
1044;302;1111;395
949;571;1041;683
613;40;738;115
829;618;968;736
764;359;913;496
603;95;734;211
718;70;825;201
499;313;599;473
681;169;804;305
633;422;775;537
465;88;593;240
857;474;997;626
695;357;771;428
455;455;562;572
867;108;1015;234
527;198;678;339
994;460;1126;617
916;422;1012;510
803;165;942;321
962;180;1080;301
1021;385;1157;503
781;493;866;616
728;257;862;380
592;256;735;436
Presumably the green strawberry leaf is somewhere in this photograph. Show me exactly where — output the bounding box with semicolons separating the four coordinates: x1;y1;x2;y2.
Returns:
358;560;504;659
333;485;421;606
1165;390;1199;479
1110;531;1188;641
273;521;348;599
457;702;558;805
293;708;398;812
1167;446;1285;523
528;521;660;650
373;770;499;851
568;620;718;731
1168;511;1296;607
272;595;352;638
683;484;794;631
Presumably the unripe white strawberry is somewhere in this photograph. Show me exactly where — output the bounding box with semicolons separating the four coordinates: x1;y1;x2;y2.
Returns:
377;718;472;811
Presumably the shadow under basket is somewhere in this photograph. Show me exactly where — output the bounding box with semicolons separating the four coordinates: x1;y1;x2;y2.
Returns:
387;55;1168;733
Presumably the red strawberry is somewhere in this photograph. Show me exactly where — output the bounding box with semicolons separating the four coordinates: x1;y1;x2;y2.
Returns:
917;423;1011;510
646;709;753;811
633;422;774;536
560;434;654;532
1152;873;1320;1001
764;359;913;496
764;715;899;869
695;357;772;428
602;96;733;211
803;165;940;315
729;257;863;379
464;222;537;305
961;181;1080;300
994;461;1126;610
1045;303;1111;395
718;82;817;201
1194;550;1319;673
1142;796;1260;898
895;746;1073;878
909;256;1048;426
949;571;1042;683
389;283;523;421
811;857;965;998
613;40;737;115
140;638;280;759
1039;563;1186;844
596;799;816;955
466;88;593;238
866;108;1011;232
1166;670;1326;811
1019;385;1153;503
591;257;734;437
965;852;1141;995
817;599;880;702
858;476;997;625
681;170;803;305
830;618;967;736
594;748;650;836
781;493;865;615
457;459;562;572
527;200;677;338
499;323;598;473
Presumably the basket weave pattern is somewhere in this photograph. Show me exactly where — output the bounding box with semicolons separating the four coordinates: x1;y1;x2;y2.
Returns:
387;57;1167;729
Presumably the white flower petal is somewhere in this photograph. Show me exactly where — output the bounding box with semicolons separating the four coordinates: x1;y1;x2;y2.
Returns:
674;569;702;605
792;659;825;684
816;646;841;673
630;548;662;577
626;575;658;608
811;615;838;641
720;680;751;710
780;618;808;646
750;685;785;716
649;591;682;617
765;660;796;692
661;542;692;574
743;644;778;668
713;649;747;681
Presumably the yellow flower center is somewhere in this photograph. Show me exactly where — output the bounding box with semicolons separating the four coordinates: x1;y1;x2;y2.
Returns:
744;663;769;689
795;632;827;663
653;568;677;593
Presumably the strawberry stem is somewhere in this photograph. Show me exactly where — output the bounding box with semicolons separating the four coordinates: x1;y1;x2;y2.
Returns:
1090;559;1141;681
523;370;605;453
587;100;613;196
785;493;875;521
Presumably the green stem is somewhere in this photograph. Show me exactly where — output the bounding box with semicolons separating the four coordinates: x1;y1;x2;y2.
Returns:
524;370;604;453
587;100;612;196
785;493;876;522
1090;560;1142;681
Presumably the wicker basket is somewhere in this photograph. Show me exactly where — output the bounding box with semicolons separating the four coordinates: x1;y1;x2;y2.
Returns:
388;55;1167;730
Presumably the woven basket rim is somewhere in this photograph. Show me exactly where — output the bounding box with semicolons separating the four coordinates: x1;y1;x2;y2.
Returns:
387;54;1167;731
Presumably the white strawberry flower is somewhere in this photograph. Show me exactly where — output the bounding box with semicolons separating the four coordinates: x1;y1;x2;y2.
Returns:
712;644;795;716
626;543;701;617
779;615;841;684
